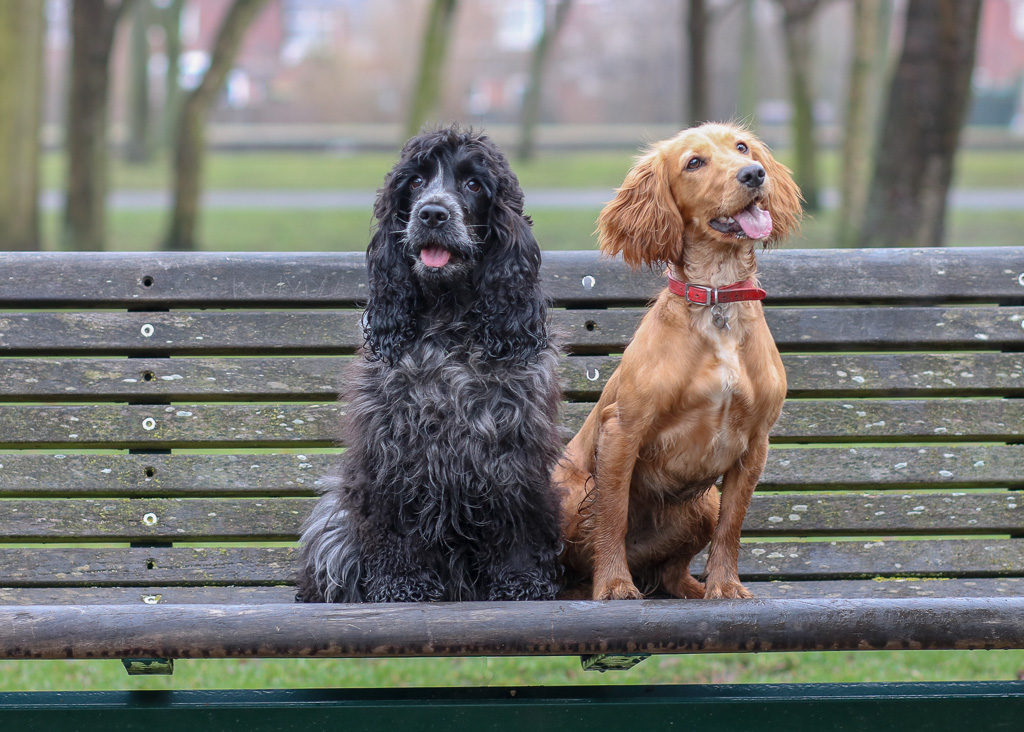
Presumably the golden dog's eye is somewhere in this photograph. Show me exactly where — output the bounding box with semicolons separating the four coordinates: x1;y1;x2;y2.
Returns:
409;175;424;189
686;157;704;170
736;142;749;154
465;179;481;192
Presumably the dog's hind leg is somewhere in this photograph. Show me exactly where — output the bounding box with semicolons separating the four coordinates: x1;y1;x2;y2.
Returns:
295;490;362;603
657;492;719;599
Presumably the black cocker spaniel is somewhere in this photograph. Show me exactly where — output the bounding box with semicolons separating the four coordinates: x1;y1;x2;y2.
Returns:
295;126;563;603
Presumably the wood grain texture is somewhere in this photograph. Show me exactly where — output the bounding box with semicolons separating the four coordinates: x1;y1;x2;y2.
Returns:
0;453;333;497
3;539;1022;586
0;351;1019;401
0;445;1018;498
2;598;1023;659
4;577;1023;605
0;398;1015;448
4;491;1021;541
0;248;1019;305
0;306;1018;355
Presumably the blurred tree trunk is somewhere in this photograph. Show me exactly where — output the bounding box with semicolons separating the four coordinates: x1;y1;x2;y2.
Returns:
0;1;45;251
518;0;574;161
835;0;882;247
126;0;153;163
685;0;709;124
159;0;185;151
859;0;982;247
778;0;822;212
163;0;268;252
63;0;136;252
736;0;758;125
404;0;458;139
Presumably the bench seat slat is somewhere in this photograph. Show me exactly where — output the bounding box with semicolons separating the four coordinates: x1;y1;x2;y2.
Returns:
0;306;1019;355
3;492;1023;541
2;597;1024;660
0;400;1016;447
0;352;1019;401
0;248;1019;306
3;539;1022;586
5;577;1024;605
0;445;1019;498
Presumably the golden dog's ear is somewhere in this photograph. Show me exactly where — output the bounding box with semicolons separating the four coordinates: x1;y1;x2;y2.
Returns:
598;149;683;269
756;144;803;246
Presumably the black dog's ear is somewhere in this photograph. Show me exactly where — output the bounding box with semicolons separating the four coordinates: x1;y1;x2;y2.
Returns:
471;179;547;363
362;180;420;364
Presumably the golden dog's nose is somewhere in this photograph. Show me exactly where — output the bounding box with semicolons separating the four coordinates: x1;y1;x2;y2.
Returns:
737;164;765;189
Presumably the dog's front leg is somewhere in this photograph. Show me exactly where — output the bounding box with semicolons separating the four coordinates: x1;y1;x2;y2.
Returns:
359;533;446;603
703;433;769;599
591;407;644;600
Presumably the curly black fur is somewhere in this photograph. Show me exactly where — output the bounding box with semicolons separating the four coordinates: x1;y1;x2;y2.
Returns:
295;126;563;603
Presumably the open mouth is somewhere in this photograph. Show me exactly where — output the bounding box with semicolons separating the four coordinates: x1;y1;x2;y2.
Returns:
419;245;452;268
708;201;773;240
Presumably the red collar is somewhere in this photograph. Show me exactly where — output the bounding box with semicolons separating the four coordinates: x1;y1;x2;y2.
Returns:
666;274;766;305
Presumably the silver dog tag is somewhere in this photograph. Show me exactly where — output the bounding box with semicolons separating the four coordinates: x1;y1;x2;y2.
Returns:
711;304;730;330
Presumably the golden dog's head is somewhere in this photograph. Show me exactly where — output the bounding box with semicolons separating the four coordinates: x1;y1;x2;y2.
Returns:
598;122;802;269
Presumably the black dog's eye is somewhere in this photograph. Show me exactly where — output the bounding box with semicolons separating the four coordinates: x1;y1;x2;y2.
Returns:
736;142;749;154
409;175;424;190
464;179;482;193
686;157;704;170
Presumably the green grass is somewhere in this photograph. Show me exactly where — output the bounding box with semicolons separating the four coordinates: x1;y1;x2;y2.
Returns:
40;206;1024;253
40;147;1024;193
3;650;1023;692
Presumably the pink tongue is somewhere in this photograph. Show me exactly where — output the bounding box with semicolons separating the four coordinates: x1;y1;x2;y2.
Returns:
420;246;451;268
734;205;773;240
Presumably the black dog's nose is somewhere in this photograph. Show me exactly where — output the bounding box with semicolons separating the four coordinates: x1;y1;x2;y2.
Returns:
418;204;450;228
737;164;766;189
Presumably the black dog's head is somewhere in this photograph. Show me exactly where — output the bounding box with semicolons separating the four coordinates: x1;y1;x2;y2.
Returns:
363;126;546;365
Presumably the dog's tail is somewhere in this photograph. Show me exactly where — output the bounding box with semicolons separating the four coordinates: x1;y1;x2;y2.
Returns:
294;476;363;603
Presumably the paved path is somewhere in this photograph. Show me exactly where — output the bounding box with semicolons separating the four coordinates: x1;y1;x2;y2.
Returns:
39;188;1024;212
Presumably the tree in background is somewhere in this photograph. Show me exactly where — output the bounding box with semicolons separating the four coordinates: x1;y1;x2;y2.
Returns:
163;0;268;252
404;0;459;139
776;0;823;212
859;0;983;247
158;0;185;152
518;0;574;161
685;0;709;124
63;0;136;251
736;0;758;125
835;0;887;248
0;2;44;251
125;0;154;163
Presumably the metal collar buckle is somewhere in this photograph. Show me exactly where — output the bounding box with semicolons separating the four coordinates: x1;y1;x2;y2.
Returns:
683;283;717;306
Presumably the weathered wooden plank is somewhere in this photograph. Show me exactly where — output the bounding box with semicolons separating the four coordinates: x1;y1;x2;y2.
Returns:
2;539;1022;586
0;453;334;497
563;398;1024;442
563;353;1024;399
0;445;1018;498
0;398;1016;447
759;445;1024;490
2;597;1023;660
1;352;1019;401
4;492;1022;542
4;578;1024;605
556;306;1024;354
0;306;1019;355
0;498;313;541
0;404;338;448
0;248;1019;306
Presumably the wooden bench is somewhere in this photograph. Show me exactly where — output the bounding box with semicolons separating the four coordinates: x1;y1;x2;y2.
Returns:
1;247;1024;727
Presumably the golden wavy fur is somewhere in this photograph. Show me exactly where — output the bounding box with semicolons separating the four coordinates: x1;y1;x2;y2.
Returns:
556;123;802;600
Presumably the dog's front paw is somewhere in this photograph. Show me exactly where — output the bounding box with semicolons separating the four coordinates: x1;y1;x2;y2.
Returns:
704;579;753;600
488;572;559;601
364;573;445;603
593;577;644;601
